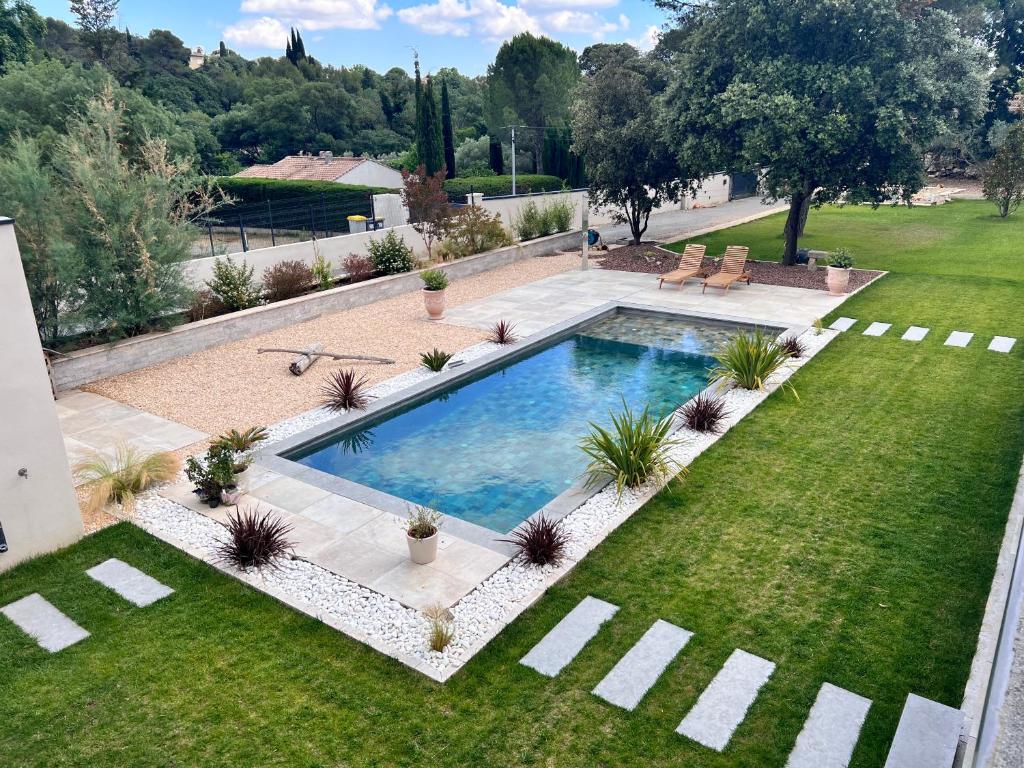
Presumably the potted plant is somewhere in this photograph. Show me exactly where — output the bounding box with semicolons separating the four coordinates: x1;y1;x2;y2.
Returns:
406;505;442;564
420;268;449;320
185;445;239;508
825;249;854;294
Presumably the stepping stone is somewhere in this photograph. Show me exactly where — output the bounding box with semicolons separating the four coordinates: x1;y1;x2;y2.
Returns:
786;683;872;768
520;596;618;677
989;336;1017;353
830;317;857;332
883;693;964;768
0;593;89;652
86;558;174;607
676;648;776;751
592;619;693;711
944;331;973;348
863;322;892;337
901;326;929;342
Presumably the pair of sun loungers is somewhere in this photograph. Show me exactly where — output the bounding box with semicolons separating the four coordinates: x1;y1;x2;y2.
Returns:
657;244;752;293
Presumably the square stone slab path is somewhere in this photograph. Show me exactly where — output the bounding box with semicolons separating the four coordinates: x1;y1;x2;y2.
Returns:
830;317;858;332
676;648;776;751
863;322;892;337
86;558;174;607
901;326;929;342
592;619;693;711
0;593;90;652
520;596;618;677
944;331;974;348
785;682;872;768
989;336;1017;353
883;693;964;768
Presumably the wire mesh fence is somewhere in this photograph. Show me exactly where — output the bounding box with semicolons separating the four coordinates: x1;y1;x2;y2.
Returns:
193;192;380;257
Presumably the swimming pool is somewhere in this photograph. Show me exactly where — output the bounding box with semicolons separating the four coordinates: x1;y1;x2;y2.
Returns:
284;311;761;534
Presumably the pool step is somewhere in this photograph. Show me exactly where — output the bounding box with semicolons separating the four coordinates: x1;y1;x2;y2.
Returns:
676;648;776;751
0;593;90;652
786;683;872;768
883;693;964;768
520;596;618;677
592;619;693;711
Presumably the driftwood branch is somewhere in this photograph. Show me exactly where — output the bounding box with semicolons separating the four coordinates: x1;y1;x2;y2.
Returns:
257;346;395;377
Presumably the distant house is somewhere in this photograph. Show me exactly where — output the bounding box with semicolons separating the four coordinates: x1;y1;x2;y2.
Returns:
234;152;404;189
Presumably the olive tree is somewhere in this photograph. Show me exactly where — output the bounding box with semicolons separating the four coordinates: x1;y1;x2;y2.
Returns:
571;47;682;245
983;121;1024;217
659;0;987;264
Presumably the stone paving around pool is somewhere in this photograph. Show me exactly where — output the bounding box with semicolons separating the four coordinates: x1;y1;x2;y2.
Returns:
520;594;965;767
830;317;1017;353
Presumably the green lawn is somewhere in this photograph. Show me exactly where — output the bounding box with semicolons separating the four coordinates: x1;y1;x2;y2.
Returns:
2;200;1023;767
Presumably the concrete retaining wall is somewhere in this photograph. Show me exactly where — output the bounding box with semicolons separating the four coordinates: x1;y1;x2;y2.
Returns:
52;229;583;391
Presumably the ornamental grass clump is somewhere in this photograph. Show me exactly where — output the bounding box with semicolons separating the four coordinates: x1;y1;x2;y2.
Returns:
212;426;268;453
420;348;453;372
501;515;569;567
320;368;371;411
679;391;731;434
710;330;796;396
217;507;294;571
424;604;455;652
778;335;806;359
74;445;181;517
580;400;684;496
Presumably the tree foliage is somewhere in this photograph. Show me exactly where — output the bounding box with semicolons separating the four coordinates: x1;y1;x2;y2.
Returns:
0;0;43;73
402;165;451;259
441;78;456;178
572;46;680;244
983;121;1024;216
661;0;987;263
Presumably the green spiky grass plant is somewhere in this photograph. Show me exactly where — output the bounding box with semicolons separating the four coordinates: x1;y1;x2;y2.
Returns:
420;348;453;372
74;445;180;517
710;329;797;396
580;400;684;496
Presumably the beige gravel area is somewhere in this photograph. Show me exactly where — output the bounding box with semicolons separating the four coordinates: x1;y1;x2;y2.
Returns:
86;253;580;437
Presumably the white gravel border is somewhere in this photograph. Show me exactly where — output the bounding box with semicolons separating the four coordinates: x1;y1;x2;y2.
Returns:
133;326;838;682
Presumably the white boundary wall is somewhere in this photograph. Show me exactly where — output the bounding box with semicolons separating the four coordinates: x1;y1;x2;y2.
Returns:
0;219;83;572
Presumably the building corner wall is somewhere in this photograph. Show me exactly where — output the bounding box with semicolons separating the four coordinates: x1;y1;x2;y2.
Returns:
0;219;83;573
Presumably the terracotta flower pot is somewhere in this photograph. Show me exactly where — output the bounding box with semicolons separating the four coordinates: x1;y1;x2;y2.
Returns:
423;288;446;320
826;265;851;295
407;530;439;564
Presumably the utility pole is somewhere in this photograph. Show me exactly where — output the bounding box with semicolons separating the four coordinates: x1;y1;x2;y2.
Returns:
503;125;523;195
581;191;589;271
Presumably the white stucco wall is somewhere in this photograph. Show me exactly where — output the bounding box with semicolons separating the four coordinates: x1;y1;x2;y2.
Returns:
340;160;404;189
0;218;83;573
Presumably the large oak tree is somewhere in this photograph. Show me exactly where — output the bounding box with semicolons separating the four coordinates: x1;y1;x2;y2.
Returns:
660;0;987;263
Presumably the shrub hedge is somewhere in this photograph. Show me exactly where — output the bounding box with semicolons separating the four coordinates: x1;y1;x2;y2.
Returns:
216;177;390;207
443;175;564;198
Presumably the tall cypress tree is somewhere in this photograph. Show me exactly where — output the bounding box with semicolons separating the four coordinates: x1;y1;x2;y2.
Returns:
285;34;293;64
421;77;445;176
488;136;504;175
413;56;425;168
294;30;306;61
441;79;456;178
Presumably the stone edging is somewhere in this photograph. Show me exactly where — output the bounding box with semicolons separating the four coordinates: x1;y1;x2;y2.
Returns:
50;229;582;391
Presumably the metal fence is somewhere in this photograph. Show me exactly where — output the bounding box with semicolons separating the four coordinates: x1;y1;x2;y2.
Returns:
194;192;377;257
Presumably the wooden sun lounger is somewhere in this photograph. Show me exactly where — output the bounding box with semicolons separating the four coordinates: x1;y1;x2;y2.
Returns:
703;246;751;293
658;244;707;289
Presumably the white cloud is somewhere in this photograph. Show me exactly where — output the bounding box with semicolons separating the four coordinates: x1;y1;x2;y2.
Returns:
627;24;660;51
396;0;540;41
223;16;291;48
520;0;618;8
235;0;394;33
543;8;626;38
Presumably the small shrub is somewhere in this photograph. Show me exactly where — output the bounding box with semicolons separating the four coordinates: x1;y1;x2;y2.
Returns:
206;255;262;311
679;392;730;434
438;206;512;259
74;445;180;517
501;515;569;567
424;603;455;652
812;318;824;336
320;368;371;411
513;199;544;241
213;426;268;453
545;199;575;233
489;319;519;345
342;253;375;283
710;330;795;394
828;249;854;269
368;229;415;275
420;348;453;371
185;444;238;507
262;260;314;302
420;268;449;291
580;400;684;496
186;289;228;322
217;506;294;571
778;335;806;358
311;247;334;291
407;505;441;539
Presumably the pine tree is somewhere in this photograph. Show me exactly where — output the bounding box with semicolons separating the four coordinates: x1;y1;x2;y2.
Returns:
441;79;456;179
488;136;504;175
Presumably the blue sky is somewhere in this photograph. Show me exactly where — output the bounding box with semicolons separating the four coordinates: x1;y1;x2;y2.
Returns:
33;0;668;75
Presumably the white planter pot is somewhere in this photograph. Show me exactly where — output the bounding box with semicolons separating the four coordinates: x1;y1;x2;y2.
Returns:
826;265;851;295
407;531;439;564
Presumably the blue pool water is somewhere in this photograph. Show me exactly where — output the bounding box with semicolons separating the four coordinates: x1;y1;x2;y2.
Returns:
289;313;744;533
